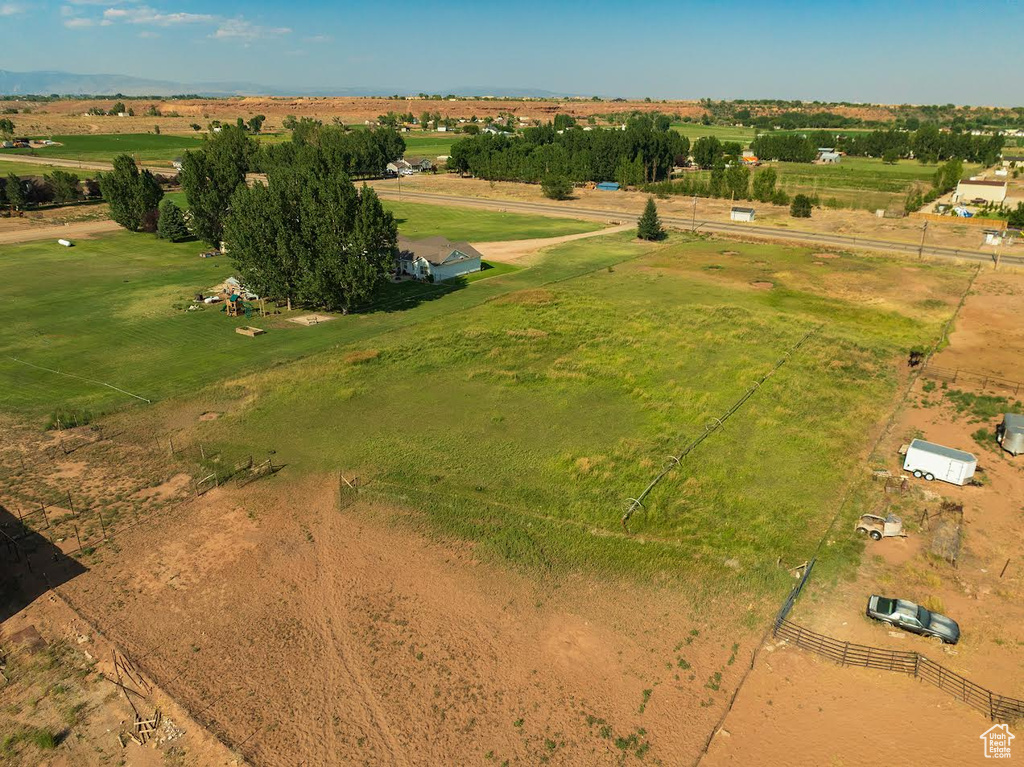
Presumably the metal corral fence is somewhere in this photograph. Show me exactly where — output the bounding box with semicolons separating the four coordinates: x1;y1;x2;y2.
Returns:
920;362;1024;396
773;559;1024;722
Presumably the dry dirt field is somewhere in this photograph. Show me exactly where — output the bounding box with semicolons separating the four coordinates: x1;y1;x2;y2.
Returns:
4;429;763;766
3;98;899;137
703;267;1024;766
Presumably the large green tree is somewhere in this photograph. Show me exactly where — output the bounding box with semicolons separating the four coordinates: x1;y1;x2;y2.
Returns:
180;125;255;246
790;194;813;218
692;136;724;169
44;170;80;204
0;118;14;140
157;199;190;242
751;167;778;202
224;170;397;312
5;173;26;212
99;155;163;231
541;174;573;200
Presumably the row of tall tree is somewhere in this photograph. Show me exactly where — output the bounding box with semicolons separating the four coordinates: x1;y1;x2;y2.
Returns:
257;121;405;179
643;165;789;205
752;126;1004;164
447;114;689;185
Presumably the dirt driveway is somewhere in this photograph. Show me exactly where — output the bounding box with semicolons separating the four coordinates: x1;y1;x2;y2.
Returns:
0;219;121;245
473;222;634;263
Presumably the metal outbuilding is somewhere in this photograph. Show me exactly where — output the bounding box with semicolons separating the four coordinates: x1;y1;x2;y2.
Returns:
997;414;1024;456
730;207;755;222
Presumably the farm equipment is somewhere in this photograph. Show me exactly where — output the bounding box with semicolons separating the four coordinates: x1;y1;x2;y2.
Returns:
855;513;906;541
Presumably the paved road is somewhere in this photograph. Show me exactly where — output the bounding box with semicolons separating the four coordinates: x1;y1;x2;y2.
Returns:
375;188;1017;267
0;219;121;245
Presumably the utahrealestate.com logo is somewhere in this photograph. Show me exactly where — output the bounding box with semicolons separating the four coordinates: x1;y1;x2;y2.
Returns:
980;724;1014;759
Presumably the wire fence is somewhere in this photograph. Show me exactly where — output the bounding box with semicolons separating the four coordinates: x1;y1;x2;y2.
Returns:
920;362;1024;396
621;324;822;531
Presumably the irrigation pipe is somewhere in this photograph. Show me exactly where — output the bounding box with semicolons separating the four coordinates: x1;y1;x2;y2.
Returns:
8;356;152;404
621;324;822;532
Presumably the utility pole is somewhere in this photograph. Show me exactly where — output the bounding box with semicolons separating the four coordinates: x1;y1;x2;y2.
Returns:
918;220;928;259
691;194;698;233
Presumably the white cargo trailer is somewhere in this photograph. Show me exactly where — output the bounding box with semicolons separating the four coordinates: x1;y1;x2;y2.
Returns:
902;439;977;486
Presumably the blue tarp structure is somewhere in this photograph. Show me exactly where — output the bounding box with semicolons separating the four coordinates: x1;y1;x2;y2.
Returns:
596;182;620;191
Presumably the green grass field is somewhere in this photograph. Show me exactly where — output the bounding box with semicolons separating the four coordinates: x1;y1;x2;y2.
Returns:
671;123;756;146
2;134;205;165
0;223;970;591
384;200;601;240
401;133;460;158
160;192;600;241
773;157;980;210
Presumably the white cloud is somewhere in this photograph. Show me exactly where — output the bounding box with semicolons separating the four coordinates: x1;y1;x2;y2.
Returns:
103;5;214;25
304;34;332;43
63;16;96;27
210;18;290;42
1;3;27;16
138;29;159;38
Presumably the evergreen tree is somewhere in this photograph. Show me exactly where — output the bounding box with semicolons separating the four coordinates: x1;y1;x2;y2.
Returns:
157;199;190;242
98;155;163;231
751;167;778;202
541;174;573;200
637;197;664;240
790;194;813;218
5;172;26;212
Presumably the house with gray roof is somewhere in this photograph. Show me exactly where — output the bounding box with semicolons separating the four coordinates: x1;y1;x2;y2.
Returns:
397;235;483;282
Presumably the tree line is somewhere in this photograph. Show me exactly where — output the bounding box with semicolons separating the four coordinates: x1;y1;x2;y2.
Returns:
446;113;689;186
751;126;1004;164
100;122;402;311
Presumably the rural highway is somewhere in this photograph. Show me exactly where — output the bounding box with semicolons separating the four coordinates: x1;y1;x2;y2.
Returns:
374;188;1021;267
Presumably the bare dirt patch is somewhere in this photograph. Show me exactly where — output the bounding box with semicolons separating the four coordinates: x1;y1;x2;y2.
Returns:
46;473;762;766
287;313;337;326
198;411;221;422
749;281;774;290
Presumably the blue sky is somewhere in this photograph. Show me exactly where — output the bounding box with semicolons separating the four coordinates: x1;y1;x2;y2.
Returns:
1;0;1022;104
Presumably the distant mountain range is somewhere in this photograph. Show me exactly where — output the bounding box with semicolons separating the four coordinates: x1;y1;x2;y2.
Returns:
0;69;584;99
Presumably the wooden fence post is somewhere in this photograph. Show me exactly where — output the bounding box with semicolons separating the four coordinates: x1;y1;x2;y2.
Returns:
67;490;76;517
97;508;107;540
39;503;50;528
74;524;82;552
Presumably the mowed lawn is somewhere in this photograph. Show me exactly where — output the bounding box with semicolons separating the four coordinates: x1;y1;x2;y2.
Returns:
2;134;204;165
0;204;603;417
384;200;602;240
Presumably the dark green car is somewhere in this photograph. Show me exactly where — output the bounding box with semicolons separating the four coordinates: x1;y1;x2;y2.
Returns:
866;595;960;644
